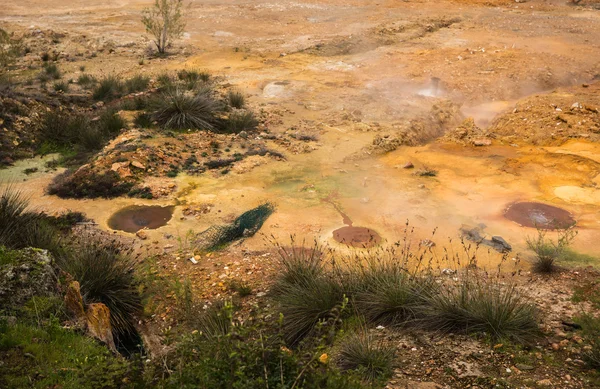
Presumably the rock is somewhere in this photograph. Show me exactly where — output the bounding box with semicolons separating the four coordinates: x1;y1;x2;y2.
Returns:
0;248;55;309
472;138;491;146
131;161;146;170
491;236;512;252
403;161;414;169
86;303;117;353
65;281;86;323
536;379;552;386
450;361;483;378
136;230;148;240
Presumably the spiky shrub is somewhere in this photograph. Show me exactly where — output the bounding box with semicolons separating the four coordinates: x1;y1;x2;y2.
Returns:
227;90;245;109
526;228;576;273
177;69;209;90
47;170;134;199
56;241;142;337
124;74;150;93
193;300;234;341
273;274;345;346
271;242;325;295
38;111;90;149
0;186;63;256
152;90;219;130
422;278;539;343
336;332;394;383
353;261;436;326
93;75;124;101
220;110;258;133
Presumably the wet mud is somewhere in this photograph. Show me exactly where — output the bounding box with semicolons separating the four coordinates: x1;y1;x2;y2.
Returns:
107;205;175;233
504;202;576;229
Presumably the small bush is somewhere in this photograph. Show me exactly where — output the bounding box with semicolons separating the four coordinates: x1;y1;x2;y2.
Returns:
271;243;325;295
93;75;124;101
47;170;134;199
56;240;142;337
42;63;61;80
38;111;89;148
227;90;245;109
134;112;154;128
77;73;96;88
353;262;436;326
421;279;539;343
78;125;104;151
273;274;345;346
177;69;209;90
336;332;394;383
526;228;576;273
53;81;69;92
97;109;126;136
220;110;258;133
414;166;437;177
152;90;219;131
125;74;150;93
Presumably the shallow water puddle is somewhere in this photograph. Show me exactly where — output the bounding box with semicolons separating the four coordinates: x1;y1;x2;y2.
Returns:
107;205;175;233
504;202;575;229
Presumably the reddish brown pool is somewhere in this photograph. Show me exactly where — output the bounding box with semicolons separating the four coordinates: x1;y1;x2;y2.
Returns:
333;226;382;248
504;202;575;229
107;205;174;233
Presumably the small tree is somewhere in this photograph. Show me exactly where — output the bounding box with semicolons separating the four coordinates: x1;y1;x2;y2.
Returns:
141;0;186;55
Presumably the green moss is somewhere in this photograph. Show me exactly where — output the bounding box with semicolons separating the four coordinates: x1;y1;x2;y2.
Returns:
0;320;133;389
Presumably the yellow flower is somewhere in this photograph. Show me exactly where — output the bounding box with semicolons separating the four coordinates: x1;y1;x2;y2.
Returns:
318;353;329;364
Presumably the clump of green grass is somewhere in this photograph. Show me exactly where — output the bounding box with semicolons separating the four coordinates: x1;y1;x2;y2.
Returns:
194;300;234;340
421;278;539;343
93;75;124;100
177;69;210;90
42;63;61;80
228;280;252;297
227;90;245;109
220;110;258;133
77;73;96;88
124;74;150;93
52;81;69;93
38;111;88;148
56;240;142;337
353;260;436;326
578;314;600;370
152;90;219;131
336;332;395;383
526;228;577;273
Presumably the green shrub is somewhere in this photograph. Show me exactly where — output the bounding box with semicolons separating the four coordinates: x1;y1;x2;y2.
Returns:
77;73;96;88
227;90;245;109
78;125;104;151
273;274;346;346
134;112;153;128
42;63;61;80
0;186;37;248
152;90;219;131
47;170;134;199
97;109;126;136
93;75;124;101
526;228;576;273
177;69;209;90
353;261;436;326
220;110;258;133
336;332;394;383
421;279;539;343
38;111;89;149
53;81;69;92
271;243;325;295
56;241;142;337
579;314;600;370
125;74;150;93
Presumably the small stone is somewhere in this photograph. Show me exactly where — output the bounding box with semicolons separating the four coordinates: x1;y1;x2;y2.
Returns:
551;343;560;350
536;379;552;386
403;161;414;169
472;138;491;146
131;161;146;170
136;230;148;240
189;257;198;264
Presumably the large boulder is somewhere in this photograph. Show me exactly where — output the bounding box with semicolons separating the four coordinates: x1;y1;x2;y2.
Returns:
0;247;56;309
